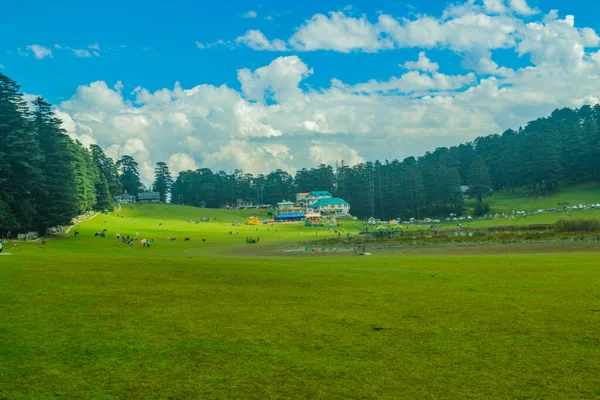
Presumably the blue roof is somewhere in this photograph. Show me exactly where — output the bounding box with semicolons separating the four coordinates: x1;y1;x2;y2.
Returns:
311;198;349;208
310;191;332;197
275;213;305;219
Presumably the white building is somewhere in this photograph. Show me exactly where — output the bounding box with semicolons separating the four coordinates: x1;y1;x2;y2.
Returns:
310;197;350;215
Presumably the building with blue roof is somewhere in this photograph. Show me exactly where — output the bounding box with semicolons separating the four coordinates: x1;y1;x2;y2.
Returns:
310;197;350;215
296;190;333;208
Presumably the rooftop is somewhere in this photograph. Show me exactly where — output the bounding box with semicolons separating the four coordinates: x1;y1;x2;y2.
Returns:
138;192;160;199
310;191;332;197
311;197;349;208
275;213;305;219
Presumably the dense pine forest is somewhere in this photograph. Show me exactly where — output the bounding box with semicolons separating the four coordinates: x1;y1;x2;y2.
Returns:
2;71;600;234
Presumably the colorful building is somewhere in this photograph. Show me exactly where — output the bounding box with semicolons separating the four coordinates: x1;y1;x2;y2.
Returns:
310;197;350;215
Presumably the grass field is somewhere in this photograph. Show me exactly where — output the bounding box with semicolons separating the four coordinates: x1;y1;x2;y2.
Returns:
465;182;600;214
1;204;599;399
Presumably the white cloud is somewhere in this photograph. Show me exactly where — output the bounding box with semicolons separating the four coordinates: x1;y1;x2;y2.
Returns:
242;10;257;18
204;140;295;174
0;64;4;69
289;12;391;52
516;12;599;69
26;45;52;59
347;70;476;94
509;0;539;16
196;39;234;50
309;141;364;166
237;56;313;104
402;51;439;72
54;3;600;182
234;3;564;60
168;153;198;174
72;48;92;58
482;0;507;14
88;43;100;50
235;30;288;51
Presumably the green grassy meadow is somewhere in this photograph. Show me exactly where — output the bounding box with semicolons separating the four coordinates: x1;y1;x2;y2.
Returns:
1;204;600;399
465;182;600;214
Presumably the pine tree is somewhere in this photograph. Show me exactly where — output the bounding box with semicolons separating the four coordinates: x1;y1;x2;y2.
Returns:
95;175;112;211
90;144;122;198
32;97;77;231
70;141;98;213
152;161;173;203
116;155;142;196
468;157;492;205
0;73;43;233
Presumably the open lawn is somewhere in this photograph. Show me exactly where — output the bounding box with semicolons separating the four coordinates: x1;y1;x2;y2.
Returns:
1;205;599;399
465;182;600;214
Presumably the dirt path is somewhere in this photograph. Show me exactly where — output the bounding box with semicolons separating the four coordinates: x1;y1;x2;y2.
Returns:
64;212;100;235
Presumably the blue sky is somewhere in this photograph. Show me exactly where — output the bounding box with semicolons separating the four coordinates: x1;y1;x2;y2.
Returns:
2;0;600;180
2;0;595;101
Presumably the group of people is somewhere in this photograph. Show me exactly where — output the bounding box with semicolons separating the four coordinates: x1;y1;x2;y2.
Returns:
116;232;152;247
188;217;215;224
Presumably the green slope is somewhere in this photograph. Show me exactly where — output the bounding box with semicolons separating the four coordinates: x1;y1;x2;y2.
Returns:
465;183;600;214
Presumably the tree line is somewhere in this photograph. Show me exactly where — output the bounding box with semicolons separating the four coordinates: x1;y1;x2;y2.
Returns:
170;106;600;220
3;71;600;233
0;73;172;235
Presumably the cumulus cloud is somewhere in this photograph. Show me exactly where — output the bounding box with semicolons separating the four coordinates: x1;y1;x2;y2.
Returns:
168;153;198;174
289;11;390;52
309;141;364;166
234;2;576;64
26;45;52;59
402;52;439;72
235;30;288;51
54;2;600;184
237;56;313;104
509;0;539;16
482;0;507;14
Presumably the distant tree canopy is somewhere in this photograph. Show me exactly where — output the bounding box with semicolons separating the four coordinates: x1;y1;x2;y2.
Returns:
3;71;600;234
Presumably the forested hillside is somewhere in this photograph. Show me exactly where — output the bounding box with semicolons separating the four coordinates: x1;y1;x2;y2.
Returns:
170;106;600;220
2;71;600;234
